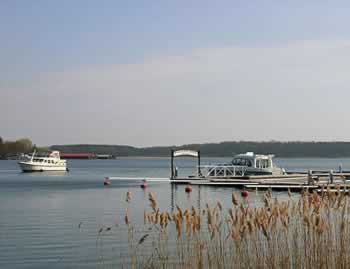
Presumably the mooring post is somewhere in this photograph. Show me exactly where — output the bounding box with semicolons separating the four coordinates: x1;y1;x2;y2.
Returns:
307;170;314;185
329;170;334;184
197;150;201;177
171;150;174;180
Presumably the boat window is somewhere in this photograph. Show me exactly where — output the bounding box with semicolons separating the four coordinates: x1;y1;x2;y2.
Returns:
256;159;270;168
262;160;267;168
232;158;252;166
232;158;241;165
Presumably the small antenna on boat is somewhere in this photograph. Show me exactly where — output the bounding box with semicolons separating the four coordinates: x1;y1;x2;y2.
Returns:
31;150;36;162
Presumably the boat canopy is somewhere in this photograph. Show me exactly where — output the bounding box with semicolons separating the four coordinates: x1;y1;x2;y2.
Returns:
171;149;201;179
173;150;199;157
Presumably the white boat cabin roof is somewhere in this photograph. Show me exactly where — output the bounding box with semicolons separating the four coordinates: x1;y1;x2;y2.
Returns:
27;151;64;162
231;152;276;168
233;152;274;160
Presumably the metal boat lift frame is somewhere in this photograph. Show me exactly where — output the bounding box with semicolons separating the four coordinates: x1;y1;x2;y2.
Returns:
170;149;201;179
170;149;249;179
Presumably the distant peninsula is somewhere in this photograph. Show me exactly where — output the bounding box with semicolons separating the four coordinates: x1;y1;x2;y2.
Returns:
50;141;350;158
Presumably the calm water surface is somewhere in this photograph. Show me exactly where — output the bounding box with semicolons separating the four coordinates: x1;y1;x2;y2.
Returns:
0;157;349;268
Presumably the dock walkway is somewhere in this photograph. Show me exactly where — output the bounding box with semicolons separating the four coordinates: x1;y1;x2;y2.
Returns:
106;172;350;193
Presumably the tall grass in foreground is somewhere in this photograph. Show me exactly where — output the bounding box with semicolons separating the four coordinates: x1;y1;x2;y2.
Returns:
118;188;350;268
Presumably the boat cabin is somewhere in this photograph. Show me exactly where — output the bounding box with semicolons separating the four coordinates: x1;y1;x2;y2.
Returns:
18;150;67;172
203;152;282;177
231;152;274;169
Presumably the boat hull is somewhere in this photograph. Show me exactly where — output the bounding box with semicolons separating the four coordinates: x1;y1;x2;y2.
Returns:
18;162;67;172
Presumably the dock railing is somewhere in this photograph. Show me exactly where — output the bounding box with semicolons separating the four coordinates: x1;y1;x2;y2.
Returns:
199;165;247;177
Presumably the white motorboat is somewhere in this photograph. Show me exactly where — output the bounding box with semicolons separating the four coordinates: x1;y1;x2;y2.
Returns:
203;152;285;177
18;151;68;172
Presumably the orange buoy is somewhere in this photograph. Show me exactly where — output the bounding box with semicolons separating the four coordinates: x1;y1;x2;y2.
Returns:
241;190;249;198
185;185;192;193
104;178;112;186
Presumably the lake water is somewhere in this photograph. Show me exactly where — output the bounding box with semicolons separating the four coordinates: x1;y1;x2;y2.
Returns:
0;157;349;268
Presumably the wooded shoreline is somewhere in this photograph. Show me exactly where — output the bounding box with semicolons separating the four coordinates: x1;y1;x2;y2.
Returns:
51;141;350;158
4;137;350;158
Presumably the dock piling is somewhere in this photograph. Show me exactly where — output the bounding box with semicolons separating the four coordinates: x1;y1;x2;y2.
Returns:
307;170;314;185
330;170;334;184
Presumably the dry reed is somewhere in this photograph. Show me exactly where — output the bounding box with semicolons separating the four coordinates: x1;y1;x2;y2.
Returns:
109;189;350;268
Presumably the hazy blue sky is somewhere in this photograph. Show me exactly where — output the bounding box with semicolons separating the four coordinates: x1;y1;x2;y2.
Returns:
2;1;350;146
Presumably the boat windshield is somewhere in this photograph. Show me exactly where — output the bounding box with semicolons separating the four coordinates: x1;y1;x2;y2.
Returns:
232;158;253;167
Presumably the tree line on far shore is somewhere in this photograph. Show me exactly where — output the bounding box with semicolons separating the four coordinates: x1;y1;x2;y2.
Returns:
4;136;350;158
0;137;35;158
51;141;350;158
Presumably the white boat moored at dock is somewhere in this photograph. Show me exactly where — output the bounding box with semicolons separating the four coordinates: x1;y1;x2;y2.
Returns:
202;152;285;178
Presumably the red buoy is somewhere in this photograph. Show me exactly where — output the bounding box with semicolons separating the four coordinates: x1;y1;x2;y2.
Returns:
104;178;112;186
185;185;192;193
241;190;249;198
140;180;148;189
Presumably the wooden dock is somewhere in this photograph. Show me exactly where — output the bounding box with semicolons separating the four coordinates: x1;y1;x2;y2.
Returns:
107;176;170;182
104;148;350;193
168;172;350;193
244;184;318;191
317;189;350;193
105;172;350;193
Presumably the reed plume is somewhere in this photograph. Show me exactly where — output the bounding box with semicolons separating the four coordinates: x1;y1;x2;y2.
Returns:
96;189;350;269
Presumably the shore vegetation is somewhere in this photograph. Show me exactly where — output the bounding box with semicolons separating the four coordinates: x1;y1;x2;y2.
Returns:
105;189;350;268
0;137;48;159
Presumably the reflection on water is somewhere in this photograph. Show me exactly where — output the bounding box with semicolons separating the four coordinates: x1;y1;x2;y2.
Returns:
0;157;349;268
